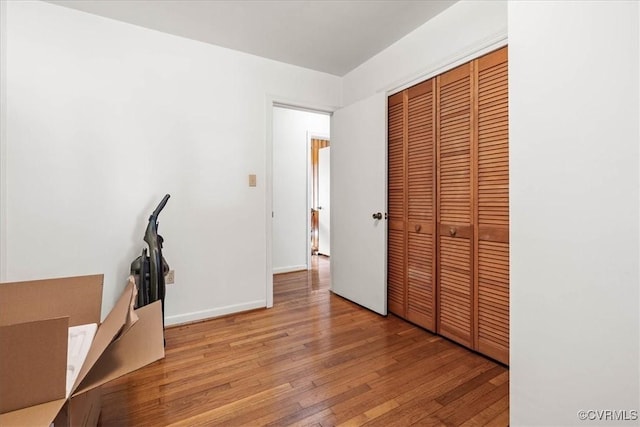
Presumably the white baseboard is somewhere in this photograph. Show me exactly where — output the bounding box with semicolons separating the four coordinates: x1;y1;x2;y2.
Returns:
273;265;307;274
164;299;266;326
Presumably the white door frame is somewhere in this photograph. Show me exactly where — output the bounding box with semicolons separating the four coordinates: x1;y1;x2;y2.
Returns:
306;131;330;271
265;97;335;308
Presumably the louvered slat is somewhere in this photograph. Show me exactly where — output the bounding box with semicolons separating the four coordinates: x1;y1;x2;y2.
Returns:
476;46;509;364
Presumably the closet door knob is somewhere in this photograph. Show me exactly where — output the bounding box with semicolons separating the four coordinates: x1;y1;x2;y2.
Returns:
449;227;457;237
415;225;421;232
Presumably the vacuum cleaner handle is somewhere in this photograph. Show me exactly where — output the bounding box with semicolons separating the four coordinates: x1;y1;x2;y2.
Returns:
150;194;170;222
144;194;170;309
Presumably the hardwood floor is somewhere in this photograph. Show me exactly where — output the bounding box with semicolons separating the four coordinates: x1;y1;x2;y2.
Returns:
99;256;508;426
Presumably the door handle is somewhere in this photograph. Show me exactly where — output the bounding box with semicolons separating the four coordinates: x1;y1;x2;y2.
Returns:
372;212;383;220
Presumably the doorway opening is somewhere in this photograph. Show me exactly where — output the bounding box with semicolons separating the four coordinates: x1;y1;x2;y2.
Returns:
271;105;331;304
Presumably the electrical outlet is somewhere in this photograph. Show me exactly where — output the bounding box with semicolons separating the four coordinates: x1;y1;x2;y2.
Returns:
165;270;175;285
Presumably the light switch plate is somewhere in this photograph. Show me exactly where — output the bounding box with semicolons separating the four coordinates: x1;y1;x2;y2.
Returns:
249;174;257;187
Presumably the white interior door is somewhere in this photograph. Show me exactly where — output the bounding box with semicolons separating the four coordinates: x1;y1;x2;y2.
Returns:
331;92;387;315
318;146;331;256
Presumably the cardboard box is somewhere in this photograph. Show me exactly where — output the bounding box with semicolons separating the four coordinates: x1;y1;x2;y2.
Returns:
0;275;165;426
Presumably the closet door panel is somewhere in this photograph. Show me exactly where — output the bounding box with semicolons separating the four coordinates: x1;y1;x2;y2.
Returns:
386;47;510;365
387;92;406;316
475;46;509;364
406;80;436;331
437;63;473;348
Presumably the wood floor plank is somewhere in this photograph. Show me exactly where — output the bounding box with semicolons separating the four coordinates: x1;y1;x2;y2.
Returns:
99;256;508;426
435;365;505;406
460;394;510;427
485;405;510;427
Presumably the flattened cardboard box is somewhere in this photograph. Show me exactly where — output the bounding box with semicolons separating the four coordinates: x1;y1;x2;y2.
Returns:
0;275;165;426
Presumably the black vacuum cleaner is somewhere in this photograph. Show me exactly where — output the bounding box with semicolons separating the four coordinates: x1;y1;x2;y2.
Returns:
130;194;170;340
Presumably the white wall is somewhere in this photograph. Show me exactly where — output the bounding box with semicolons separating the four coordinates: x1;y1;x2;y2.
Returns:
272;107;329;273
3;1;340;323
342;0;507;105
509;1;639;425
0;0;7;283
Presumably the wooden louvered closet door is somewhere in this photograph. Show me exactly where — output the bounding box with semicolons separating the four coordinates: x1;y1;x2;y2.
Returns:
387;92;406;317
474;47;509;364
406;80;436;330
386;46;508;364
436;63;474;348
386;82;436;331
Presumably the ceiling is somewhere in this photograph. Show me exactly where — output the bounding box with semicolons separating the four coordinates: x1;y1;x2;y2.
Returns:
47;0;457;76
